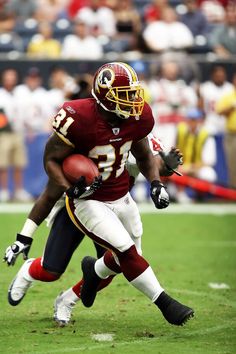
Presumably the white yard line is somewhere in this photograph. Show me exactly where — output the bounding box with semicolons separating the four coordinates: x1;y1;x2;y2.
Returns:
0;203;236;214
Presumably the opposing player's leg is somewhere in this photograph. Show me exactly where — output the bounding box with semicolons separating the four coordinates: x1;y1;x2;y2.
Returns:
54;240;108;326
8;207;85;311
67;194;194;326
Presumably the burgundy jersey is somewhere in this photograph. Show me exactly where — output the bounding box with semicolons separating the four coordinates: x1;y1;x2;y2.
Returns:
52;98;154;201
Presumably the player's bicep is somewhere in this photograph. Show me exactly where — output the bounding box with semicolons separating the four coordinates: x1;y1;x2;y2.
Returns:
44;133;74;168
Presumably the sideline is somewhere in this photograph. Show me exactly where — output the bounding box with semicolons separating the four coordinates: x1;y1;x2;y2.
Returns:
0;203;236;214
139;202;236;214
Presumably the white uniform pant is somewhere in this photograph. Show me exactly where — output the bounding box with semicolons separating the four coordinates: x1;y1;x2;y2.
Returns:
66;192;143;255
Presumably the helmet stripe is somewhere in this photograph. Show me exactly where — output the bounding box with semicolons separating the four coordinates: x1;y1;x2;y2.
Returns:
113;62;138;84
122;63;139;83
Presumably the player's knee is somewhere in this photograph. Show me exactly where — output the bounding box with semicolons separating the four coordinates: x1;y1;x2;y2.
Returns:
116;245;149;281
29;258;62;282
41;266;62;281
117;244;139;263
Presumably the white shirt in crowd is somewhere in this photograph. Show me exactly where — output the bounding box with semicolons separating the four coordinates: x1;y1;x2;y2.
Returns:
61;34;103;60
0;87;23;132
14;84;53;134
143;20;194;52
199;80;233;135
76;6;117;37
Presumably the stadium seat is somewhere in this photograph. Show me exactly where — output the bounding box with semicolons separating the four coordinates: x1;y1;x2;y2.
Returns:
14;19;39;51
53;19;72;42
0;33;23;53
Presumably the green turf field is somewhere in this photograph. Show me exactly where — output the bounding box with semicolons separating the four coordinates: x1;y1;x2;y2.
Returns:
0;209;235;354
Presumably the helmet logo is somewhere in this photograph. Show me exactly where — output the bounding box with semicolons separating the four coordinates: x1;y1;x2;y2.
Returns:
97;68;115;89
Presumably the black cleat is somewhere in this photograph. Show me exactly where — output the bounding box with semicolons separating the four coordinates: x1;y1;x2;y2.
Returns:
80;256;101;308
156;292;194;326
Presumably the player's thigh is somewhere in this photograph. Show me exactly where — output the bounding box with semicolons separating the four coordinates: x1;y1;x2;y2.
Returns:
112;193;143;254
115;193;143;240
67;198;134;253
42;207;85;273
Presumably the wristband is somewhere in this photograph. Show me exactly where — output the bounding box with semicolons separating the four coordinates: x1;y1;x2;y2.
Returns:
16;233;33;245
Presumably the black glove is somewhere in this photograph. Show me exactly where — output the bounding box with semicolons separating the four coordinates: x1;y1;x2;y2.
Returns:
3;233;33;266
159;148;183;172
66;175;102;199
150;180;169;209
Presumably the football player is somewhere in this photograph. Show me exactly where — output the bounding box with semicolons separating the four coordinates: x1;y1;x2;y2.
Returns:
4;62;193;327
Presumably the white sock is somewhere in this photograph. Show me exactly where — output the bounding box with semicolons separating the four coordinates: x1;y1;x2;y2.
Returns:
94;257;117;279
61;287;80;303
23;260;35;282
130;266;164;302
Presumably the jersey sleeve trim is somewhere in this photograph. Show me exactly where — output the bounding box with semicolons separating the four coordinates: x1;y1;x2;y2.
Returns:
54;131;75;147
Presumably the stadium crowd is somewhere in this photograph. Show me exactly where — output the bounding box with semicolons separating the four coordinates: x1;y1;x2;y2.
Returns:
0;0;236;202
0;0;235;57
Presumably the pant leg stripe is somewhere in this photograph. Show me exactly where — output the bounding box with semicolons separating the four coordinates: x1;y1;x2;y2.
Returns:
65;196;117;253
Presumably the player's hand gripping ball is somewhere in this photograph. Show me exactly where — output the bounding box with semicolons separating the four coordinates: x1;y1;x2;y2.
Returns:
63;154;102;199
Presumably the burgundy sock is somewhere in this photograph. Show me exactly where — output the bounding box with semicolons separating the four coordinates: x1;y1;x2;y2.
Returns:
72;279;84;298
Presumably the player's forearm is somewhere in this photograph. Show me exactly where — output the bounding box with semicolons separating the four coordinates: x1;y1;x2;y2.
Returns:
131;138;162;182
45;159;71;192
27;181;64;226
137;155;162;182
155;155;173;177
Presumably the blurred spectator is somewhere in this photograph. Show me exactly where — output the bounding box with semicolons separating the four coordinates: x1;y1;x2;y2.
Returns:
208;3;236;57
0;7;16;33
0;6;24;53
5;0;37;20
113;0;142;34
142;6;194;53
179;0;212;52
158;50;201;84
65;73;93;99
199;65;233;136
0;68;32;202
61;19;103;59
75;0;116;37
111;0;142;52
14;67;53;136
174;108;217;203
26;21;61;58
129;60;152;103
197;0;230;8
66;0;89;19
0;32;23;54
47;65;79;111
149;60;198;141
143;0;169;24
0;0;7;9
35;0;69;22
199;0;225;23
216;72;236;188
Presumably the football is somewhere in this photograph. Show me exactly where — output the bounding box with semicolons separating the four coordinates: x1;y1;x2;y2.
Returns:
62;154;99;185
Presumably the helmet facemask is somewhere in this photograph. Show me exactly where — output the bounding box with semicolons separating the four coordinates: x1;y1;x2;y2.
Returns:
92;62;146;119
105;84;144;119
